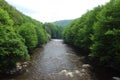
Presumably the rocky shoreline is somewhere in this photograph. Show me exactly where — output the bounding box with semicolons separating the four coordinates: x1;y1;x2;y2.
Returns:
0;61;31;78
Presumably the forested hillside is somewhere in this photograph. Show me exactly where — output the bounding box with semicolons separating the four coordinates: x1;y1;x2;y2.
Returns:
0;0;50;73
63;0;120;70
54;20;73;27
43;23;63;39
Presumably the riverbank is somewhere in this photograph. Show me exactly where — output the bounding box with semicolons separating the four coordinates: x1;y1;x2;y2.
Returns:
0;39;120;80
66;43;120;80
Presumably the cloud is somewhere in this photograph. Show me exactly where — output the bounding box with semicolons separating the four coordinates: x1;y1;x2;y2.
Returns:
5;0;110;22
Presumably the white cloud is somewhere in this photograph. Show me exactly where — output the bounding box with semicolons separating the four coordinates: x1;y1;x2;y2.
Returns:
5;0;110;22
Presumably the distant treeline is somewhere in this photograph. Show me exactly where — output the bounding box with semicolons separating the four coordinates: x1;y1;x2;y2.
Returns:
63;0;120;70
0;0;63;72
43;23;63;39
54;20;73;27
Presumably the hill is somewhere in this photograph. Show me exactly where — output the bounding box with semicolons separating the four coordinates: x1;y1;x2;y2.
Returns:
54;20;73;27
0;0;49;72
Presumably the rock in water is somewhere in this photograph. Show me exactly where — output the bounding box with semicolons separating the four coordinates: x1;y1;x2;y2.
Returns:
82;64;91;69
113;77;120;80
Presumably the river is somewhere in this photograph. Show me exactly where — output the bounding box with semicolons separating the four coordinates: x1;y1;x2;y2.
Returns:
2;39;119;80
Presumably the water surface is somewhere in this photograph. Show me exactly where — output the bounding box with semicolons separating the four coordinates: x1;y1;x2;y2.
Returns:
14;39;96;80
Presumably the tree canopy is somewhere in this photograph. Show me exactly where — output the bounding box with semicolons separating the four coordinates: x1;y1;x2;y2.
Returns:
63;0;120;70
0;0;49;72
43;23;63;39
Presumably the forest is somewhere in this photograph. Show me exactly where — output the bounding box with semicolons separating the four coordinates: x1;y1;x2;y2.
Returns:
0;0;120;78
63;0;120;70
54;20;73;27
43;23;63;39
0;0;63;73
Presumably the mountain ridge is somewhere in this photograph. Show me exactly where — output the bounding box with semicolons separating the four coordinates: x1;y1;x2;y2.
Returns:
53;19;73;27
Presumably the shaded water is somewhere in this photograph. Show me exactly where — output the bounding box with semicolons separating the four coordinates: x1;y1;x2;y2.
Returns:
2;39;119;80
15;39;95;80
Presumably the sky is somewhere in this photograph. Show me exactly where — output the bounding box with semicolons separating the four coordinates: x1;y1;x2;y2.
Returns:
5;0;110;22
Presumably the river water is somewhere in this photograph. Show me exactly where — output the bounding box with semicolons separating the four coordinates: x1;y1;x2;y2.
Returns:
3;39;119;80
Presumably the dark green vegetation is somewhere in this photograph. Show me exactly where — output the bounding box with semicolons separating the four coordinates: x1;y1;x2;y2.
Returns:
54;20;73;27
63;0;120;70
43;23;63;39
0;0;50;72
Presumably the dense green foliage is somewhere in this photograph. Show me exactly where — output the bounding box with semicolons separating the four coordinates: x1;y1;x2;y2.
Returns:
18;23;38;51
0;0;49;72
90;0;120;68
43;23;63;39
0;25;29;70
35;23;50;45
63;6;103;50
63;0;120;69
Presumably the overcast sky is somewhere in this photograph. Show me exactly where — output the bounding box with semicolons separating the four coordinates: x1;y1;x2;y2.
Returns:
5;0;110;22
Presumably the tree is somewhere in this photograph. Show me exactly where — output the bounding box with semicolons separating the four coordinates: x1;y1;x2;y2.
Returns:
90;0;120;68
18;23;38;51
0;25;30;71
43;23;63;39
35;25;49;45
0;8;13;26
0;0;50;72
